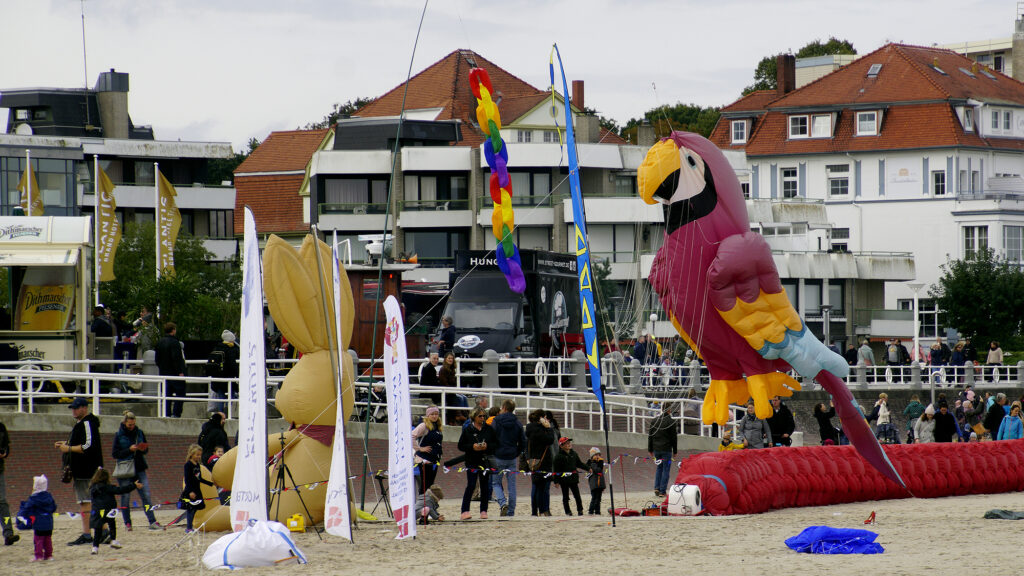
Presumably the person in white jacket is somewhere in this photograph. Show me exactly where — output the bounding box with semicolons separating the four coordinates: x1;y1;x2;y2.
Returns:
914;405;936;444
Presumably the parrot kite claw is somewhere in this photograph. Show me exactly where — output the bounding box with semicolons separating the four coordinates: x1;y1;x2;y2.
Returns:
640;130;905;489
703;379;748;427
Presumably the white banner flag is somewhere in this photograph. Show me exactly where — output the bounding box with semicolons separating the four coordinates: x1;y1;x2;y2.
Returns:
231;207;269;531
324;240;352;541
383;295;415;540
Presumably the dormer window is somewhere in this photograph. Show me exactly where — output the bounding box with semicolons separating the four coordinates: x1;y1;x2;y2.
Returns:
731;120;747;144
811;114;832;137
856;111;878;136
789;116;808;138
963;108;974;131
990;108;1013;136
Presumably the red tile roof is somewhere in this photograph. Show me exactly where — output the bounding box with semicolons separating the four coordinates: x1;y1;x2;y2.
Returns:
232;173;308;235
711;43;1024;156
234;129;327;235
354;49;544;148
235;129;328;174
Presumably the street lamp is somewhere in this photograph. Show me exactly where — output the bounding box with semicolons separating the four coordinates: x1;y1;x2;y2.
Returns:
908;283;924;365
649;313;658;344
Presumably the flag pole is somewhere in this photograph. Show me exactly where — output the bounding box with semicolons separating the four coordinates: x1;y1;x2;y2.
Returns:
26;149;32;216
94;155;100;307
154;162;160;280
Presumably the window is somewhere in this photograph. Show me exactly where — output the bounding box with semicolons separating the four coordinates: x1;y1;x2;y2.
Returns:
826;164;849;196
811;114;832;138
972;170;981;193
959;169;969;192
586;224;637;263
32;109;48;120
830;227;849;253
963;108;974;131
959;67;976;79
964;225;988;259
516;130;532;143
542;130;557;143
404;230;468;267
14;109;28;121
325;177;388;211
781;167;798;198
614;174;636;196
403;174;469;209
900;299;943;338
788;116;808;138
740;182;750;199
1005;225;1024;263
991;108;1013;135
208;210;233;238
505;170;551;205
828;284;844;315
867;63;882;77
994;53;1005;72
856;111;877;135
932;171;946;196
731;120;747;144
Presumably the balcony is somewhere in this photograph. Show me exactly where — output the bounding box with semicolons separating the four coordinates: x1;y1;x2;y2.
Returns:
317;202;389;230
397;200;472;228
79;181;235;210
855;308;913;338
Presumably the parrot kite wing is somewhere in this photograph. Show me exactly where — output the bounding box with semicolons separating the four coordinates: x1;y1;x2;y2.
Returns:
638;130;906;491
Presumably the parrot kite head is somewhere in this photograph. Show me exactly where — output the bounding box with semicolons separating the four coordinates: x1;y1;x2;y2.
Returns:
638;131;749;237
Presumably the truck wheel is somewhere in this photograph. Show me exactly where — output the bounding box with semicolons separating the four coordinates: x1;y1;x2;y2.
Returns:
534;360;548;388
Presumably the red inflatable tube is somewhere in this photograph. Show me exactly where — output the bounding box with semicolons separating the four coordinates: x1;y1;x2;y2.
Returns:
673;440;1024;515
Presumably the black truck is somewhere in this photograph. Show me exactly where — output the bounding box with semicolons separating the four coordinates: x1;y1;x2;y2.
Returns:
441;249;582;386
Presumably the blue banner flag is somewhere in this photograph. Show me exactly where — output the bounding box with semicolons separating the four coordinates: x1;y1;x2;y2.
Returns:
550;45;603;409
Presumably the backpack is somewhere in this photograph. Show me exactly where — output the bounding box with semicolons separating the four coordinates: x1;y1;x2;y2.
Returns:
205;349;226;378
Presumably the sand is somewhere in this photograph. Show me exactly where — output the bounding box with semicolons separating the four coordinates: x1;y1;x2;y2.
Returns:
6;490;1022;575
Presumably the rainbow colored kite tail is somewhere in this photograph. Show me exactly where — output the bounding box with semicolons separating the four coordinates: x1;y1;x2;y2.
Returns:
470;66;526;293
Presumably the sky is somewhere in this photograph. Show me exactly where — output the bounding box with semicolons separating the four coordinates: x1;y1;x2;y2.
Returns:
0;0;1018;151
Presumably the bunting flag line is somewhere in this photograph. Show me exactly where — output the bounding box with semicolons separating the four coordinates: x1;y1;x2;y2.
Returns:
549;45;603;409
469;66;526;293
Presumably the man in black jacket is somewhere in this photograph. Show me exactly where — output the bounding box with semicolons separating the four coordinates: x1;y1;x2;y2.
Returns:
766;396;796;447
984;393;1008;439
0;418;18;545
155;322;187;418
54;398;103;545
490;400;525;517
199;412;231;467
647;403;678;497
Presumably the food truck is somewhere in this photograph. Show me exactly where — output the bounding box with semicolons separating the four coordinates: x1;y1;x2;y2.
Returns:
0;216;91;368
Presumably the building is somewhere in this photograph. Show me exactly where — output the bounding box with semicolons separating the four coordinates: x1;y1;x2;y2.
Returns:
0;69;237;262
711;43;1024;345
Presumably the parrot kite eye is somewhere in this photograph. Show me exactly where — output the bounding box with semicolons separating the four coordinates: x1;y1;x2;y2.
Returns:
686;155;697;168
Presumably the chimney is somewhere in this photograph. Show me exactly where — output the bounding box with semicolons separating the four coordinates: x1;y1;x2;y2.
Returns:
638;118;656;147
776;54;796;96
1014;11;1024;82
95;68;130;139
571;80;585;110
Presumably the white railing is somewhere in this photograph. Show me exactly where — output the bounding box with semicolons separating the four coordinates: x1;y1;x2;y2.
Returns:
0;358;732;438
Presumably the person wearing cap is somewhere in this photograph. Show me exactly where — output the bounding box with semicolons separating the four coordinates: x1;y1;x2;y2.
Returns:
54;398;103;545
206;329;240;415
648;402;678;498
914;405;936;444
585;447;606;515
552;437;588;516
412;406;444;496
155;322;187;418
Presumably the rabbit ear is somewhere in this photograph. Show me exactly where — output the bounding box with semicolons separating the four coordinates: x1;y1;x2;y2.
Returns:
298;236;356;351
263;235;330;353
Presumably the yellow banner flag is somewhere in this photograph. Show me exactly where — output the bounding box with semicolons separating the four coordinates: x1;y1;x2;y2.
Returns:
16;164;45;216
157;169;181;274
96;165;121;282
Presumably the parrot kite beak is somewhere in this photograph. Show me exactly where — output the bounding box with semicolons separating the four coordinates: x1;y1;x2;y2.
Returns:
638;139;707;206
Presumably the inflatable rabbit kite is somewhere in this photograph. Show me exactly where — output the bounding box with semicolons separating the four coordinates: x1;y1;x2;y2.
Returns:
198;234;356;531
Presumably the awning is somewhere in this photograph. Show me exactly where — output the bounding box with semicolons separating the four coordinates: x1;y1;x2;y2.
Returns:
0;248;80;266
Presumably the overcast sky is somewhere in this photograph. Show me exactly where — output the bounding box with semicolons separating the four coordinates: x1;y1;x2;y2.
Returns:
0;0;1017;151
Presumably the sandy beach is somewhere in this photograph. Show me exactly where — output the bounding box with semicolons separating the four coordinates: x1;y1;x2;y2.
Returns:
4;489;1022;575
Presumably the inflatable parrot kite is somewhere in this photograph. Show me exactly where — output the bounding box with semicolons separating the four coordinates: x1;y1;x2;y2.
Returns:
637;131;905;489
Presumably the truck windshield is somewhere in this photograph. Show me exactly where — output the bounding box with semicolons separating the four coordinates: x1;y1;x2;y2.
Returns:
445;301;516;331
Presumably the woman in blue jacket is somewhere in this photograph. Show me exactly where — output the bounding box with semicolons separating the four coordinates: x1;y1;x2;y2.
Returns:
997;402;1023;440
111;411;159;530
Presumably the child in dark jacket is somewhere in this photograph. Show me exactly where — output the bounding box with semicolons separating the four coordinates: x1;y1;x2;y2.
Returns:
586;447;606;515
19;475;57;561
89;468;141;554
552;437;588;516
183;444;215;532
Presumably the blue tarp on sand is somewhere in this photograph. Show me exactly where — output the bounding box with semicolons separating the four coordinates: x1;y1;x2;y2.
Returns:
785;526;884;554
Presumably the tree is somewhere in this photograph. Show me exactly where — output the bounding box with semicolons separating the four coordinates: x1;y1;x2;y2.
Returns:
742;37;857;95
619;103;721;142
302;97;374;130
930;249;1024;348
100;221;242;341
207;137;260;186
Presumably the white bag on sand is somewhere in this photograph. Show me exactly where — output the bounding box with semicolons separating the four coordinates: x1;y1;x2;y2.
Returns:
203;520;307;570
